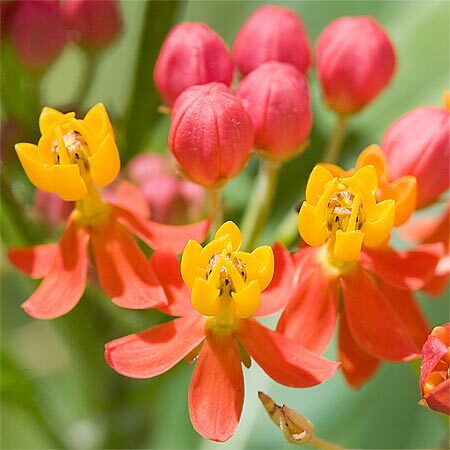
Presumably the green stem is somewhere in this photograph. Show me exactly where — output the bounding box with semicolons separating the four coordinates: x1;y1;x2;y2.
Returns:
208;187;223;236
273;199;303;248
75;51;98;107
0;172;43;245
322;114;348;163
241;158;281;251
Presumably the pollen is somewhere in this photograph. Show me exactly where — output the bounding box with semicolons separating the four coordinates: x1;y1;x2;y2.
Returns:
326;189;364;233
51;130;90;167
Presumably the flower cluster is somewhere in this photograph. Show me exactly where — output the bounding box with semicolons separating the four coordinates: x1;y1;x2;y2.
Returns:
2;0;121;72
6;3;450;447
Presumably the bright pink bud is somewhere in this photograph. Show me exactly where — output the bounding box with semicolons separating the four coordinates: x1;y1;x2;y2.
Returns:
127;154;205;224
419;324;450;416
382;106;450;208
62;0;121;51
154;23;234;106
236;62;312;161
34;190;73;226
232;5;311;77
8;0;66;71
316;16;396;115
169;82;254;188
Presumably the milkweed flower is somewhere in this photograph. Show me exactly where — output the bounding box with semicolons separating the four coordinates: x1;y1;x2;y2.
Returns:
382;94;450;208
236;62;312;162
105;222;339;442
169;83;254;188
232;5;311;76
323;145;417;227
278;153;442;388
62;0;122;52
7;0;66;72
8;104;209;319
154;23;234;106
419;324;450;415
316;16;396;115
401;206;450;296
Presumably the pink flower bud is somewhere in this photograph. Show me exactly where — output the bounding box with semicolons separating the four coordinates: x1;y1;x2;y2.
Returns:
154;23;234;106
169;82;254;187
127;153;205;224
62;0;121;51
382;106;450;208
232;5;311;77
316;16;396;115
127;153;169;185
8;0;66;71
34;189;73;226
236;62;312;161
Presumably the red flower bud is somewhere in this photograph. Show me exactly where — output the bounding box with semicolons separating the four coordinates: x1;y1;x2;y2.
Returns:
154;23;234;106
62;0;122;51
232;5;311;76
169;83;254;188
316;16;396;115
8;0;66;72
419;324;450;416
382;106;450;208
236;62;312;161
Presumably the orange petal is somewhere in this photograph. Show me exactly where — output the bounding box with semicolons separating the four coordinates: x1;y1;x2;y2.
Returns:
360;243;443;290
21;222;89;319
277;254;339;354
149;250;195;317
256;243;296;317
91;220;167;309
8;243;58;279
189;333;244;442
389;175;417;226
106;180;150;218
420;333;449;393
380;280;429;349
341;266;419;362
339;312;381;389
105;315;206;378
114;206;210;253
238;319;339;387
425;379;450;416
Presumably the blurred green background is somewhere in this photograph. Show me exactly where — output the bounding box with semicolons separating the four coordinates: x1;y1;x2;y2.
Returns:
1;1;449;449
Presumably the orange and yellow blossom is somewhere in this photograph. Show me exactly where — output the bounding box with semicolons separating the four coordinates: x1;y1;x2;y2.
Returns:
105;222;339;442
419;324;450;415
278;147;442;388
8;104;209;319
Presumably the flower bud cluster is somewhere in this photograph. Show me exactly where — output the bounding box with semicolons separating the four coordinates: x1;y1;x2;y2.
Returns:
2;0;121;72
157;7;400;187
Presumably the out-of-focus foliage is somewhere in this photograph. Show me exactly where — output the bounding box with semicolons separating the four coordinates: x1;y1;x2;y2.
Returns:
1;1;449;449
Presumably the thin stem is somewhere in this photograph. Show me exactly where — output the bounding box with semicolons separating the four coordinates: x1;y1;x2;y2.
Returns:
208;187;223;236
241;158;281;251
0;172;43;245
322;114;348;163
309;435;343;450
75;51;98;107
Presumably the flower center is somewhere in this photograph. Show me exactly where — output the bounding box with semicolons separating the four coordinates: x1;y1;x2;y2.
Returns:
326;189;364;233
51;126;91;174
206;253;247;297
